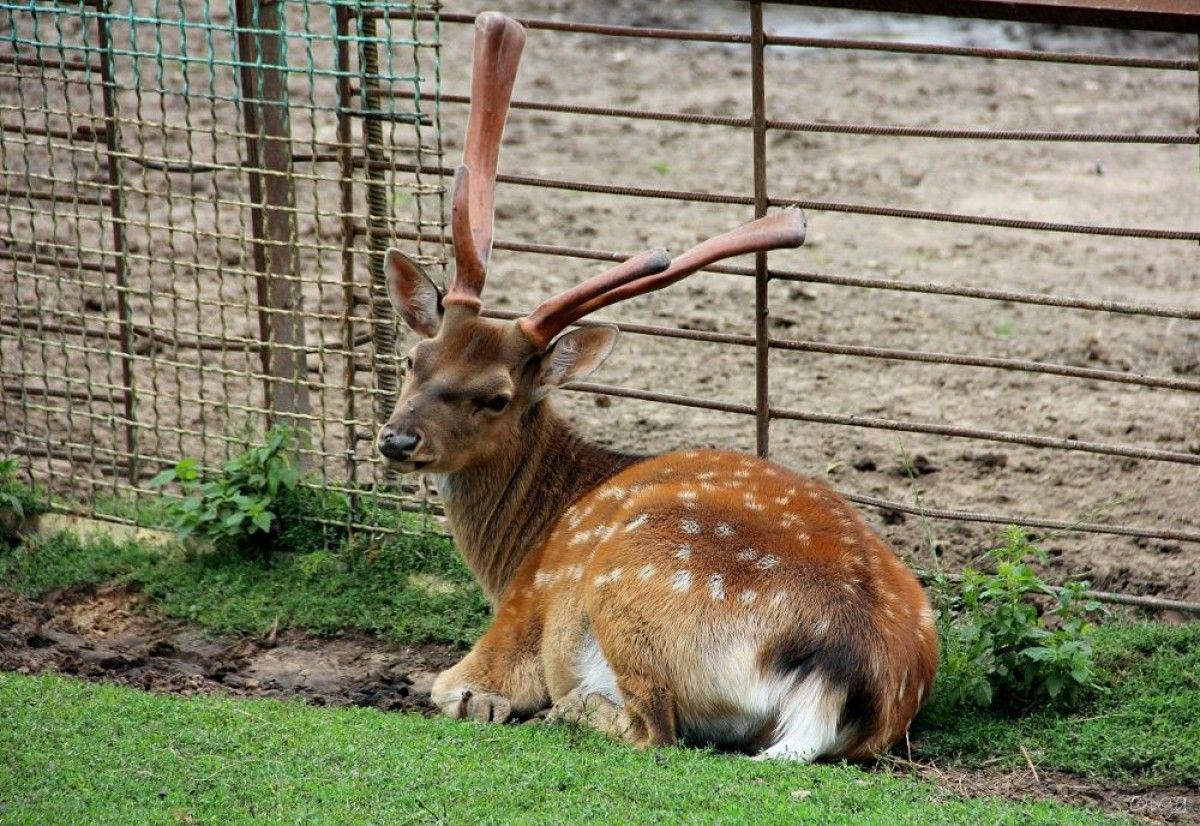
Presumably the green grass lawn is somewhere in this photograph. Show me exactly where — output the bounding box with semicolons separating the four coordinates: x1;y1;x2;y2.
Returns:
0;672;1122;825
1;529;1197;822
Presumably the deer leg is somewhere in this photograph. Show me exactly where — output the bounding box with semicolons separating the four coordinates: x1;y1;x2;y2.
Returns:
431;619;548;723
546;674;677;749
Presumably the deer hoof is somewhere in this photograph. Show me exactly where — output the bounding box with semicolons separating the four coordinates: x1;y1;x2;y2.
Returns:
546;689;621;728
456;691;511;724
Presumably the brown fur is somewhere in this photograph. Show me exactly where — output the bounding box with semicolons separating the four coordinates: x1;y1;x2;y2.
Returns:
380;308;937;759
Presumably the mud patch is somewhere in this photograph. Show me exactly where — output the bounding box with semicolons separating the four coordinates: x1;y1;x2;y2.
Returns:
0;585;457;713
888;758;1199;825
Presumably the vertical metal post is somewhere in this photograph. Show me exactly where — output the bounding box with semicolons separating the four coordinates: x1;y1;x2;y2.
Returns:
335;4;359;485
94;0;139;483
234;0;310;435
358;5;400;431
750;1;771;458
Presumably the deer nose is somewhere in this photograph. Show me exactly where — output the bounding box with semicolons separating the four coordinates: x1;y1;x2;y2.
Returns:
378;428;420;461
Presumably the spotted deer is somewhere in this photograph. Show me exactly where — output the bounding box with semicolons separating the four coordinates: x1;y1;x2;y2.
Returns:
377;12;937;761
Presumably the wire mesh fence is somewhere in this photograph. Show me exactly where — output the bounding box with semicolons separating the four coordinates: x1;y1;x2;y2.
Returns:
2;0;445;535
2;2;1198;603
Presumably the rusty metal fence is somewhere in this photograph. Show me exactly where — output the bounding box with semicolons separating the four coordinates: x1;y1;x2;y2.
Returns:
2;3;1198;597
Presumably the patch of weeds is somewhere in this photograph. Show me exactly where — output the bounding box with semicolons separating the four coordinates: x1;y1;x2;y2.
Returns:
650;159;670;175
932;525;1105;712
149;427;349;557
0;457;46;545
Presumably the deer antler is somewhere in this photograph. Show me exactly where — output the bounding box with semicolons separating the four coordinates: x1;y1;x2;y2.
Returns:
444;12;526;310
519;209;806;348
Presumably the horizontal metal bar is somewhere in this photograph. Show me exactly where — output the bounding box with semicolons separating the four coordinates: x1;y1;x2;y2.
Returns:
759;0;1200;35
389;161;1200;242
411;90;1197;145
847;492;1200;544
389;229;1200;321
0;247;119;274
0;183;111;208
564;382;1200;465
0;51;99;74
0;121;106;142
421;10;1197;69
481;308;1200;393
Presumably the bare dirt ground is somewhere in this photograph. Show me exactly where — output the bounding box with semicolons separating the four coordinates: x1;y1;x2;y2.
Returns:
2;583;1196;823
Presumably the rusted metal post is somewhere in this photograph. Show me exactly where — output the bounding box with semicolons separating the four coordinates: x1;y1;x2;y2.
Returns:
750;1;771;458
234;0;310;435
94;0;139;483
358;5;400;433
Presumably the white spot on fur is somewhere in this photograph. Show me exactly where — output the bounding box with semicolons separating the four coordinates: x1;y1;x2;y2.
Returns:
637;564;657;581
737;548;758;562
598;486;628;501
773;496;791;506
785;487;798;496
671;570;692;591
569;529;593;546
700;482;718;492
567;565;584;581
795;531;811;544
708;573;726;601
696;470;717;480
674;544;692;561
715;522;735;537
813;617;831;636
623;514;649;532
680;519;701;535
739;590;757;605
593;568;624;587
770;591;787;609
842;582;856;594
534;570;556;587
733;469;751;479
756;554;781;570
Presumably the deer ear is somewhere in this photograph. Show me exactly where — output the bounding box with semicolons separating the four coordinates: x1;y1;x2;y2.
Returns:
386;248;443;338
534;325;618;397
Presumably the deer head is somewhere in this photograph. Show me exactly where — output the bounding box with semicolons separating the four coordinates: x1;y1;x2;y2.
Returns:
377;12;805;475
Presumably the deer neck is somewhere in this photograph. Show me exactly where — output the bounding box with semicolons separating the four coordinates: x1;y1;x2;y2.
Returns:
434;402;642;604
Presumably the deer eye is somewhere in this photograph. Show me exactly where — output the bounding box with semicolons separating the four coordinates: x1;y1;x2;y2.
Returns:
480;394;511;413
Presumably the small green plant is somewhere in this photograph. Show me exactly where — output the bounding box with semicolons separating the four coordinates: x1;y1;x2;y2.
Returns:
0;457;44;544
149;427;307;556
934;525;1105;712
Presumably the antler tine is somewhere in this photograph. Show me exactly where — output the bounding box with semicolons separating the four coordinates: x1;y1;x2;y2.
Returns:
564;209;807;322
518;248;673;349
465;12;525;262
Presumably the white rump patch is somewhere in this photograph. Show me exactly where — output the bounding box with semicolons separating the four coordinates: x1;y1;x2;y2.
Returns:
575;636;622;705
754;673;844;763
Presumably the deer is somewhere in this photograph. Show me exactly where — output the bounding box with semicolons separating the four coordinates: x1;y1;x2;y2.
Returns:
376;12;938;762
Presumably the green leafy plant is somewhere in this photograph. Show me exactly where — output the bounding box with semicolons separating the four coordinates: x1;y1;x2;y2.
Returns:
0;457;44;544
149;427;309;556
934;525;1105;712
